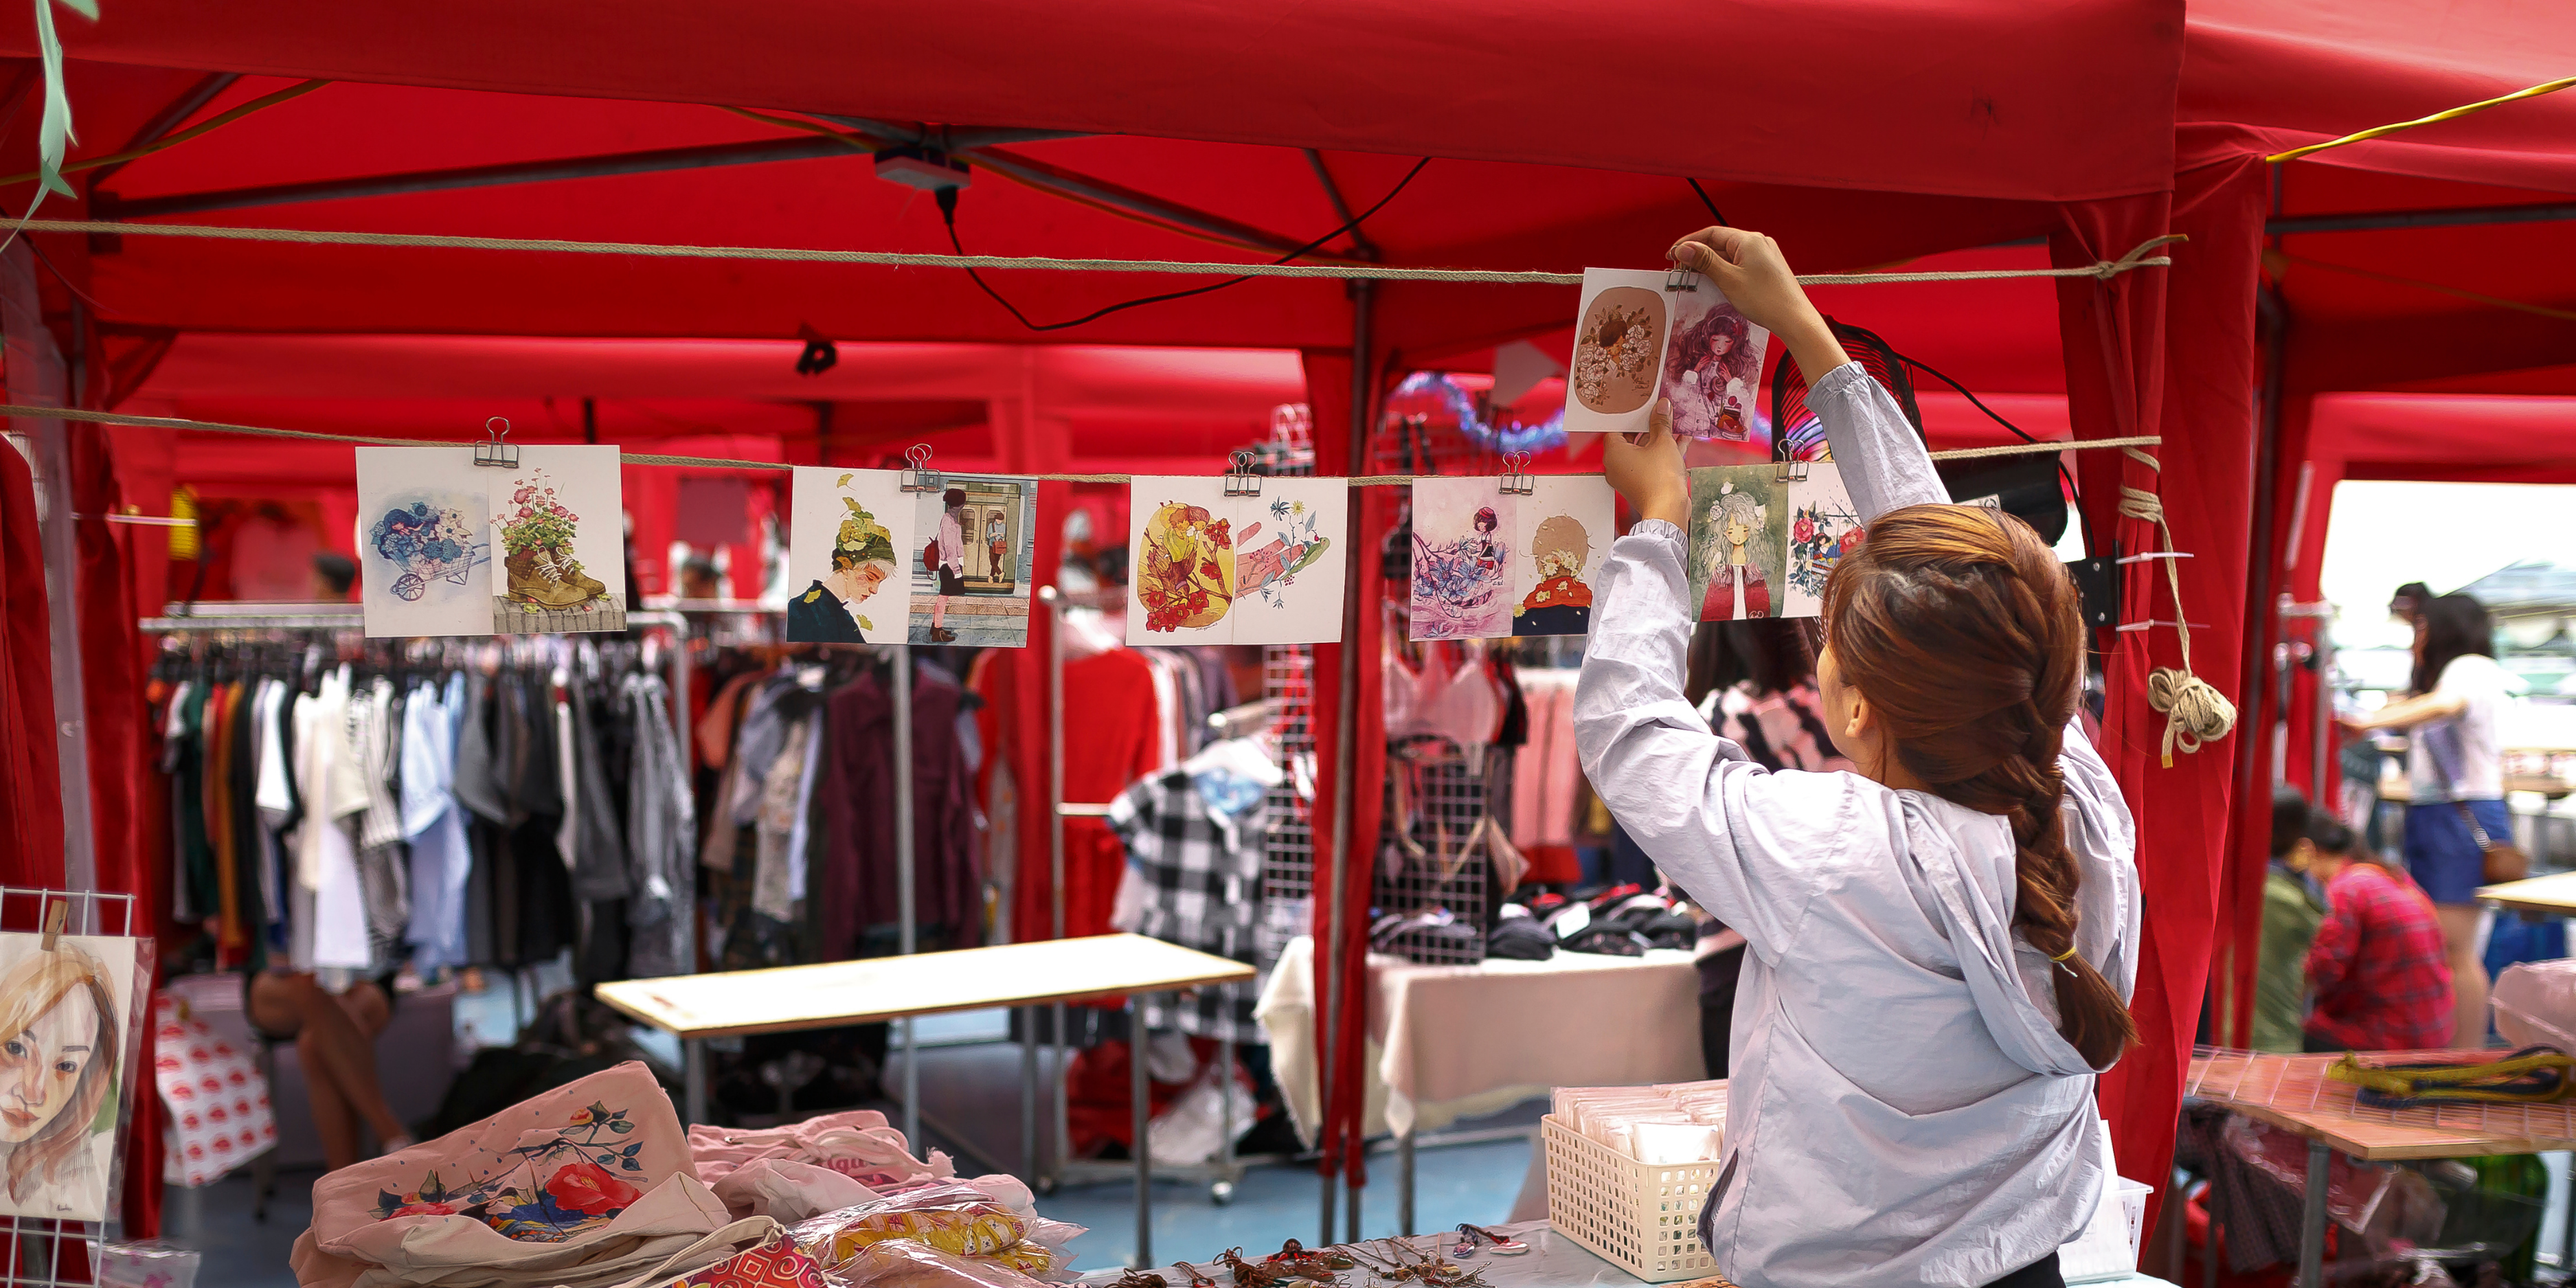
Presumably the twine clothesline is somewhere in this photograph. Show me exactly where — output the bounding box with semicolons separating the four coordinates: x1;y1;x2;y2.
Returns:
1;404;2158;475
9;218;2184;288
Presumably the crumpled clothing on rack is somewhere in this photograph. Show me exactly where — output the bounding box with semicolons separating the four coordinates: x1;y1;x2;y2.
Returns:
291;1061;716;1288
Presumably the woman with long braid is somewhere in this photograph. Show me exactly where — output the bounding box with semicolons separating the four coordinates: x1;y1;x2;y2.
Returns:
1579;227;2138;1288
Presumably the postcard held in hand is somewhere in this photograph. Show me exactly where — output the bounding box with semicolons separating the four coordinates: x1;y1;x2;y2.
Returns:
1563;267;1770;440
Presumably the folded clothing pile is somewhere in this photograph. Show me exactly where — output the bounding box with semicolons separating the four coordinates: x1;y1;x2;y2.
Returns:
692;1109;967;1223
1552;1081;1729;1165
1506;885;1702;959
789;1183;1086;1288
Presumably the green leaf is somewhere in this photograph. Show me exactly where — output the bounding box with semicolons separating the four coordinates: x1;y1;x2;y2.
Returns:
609;1120;633;1133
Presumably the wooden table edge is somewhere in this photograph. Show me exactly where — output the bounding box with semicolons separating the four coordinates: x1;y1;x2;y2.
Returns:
593;955;1256;1039
2213;1098;2576;1162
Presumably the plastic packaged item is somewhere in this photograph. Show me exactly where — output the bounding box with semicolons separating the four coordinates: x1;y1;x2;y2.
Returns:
100;1241;201;1288
2491;958;2576;1052
790;1183;1085;1283
826;1238;1046;1288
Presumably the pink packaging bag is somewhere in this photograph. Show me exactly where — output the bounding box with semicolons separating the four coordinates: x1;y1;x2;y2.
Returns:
152;994;277;1188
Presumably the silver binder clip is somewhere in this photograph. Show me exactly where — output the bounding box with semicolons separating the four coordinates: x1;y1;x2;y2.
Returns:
899;443;944;494
1667;264;1701;293
1774;454;1811;484
1223;448;1263;497
473;416;520;468
1498;451;1535;495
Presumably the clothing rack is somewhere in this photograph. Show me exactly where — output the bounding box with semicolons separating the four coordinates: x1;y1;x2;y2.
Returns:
1035;587;1243;1237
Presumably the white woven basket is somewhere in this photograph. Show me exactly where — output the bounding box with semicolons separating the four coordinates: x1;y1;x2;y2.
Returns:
1541;1114;1726;1283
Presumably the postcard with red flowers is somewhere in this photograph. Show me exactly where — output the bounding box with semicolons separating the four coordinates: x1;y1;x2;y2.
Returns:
370;1097;655;1243
1125;477;1345;646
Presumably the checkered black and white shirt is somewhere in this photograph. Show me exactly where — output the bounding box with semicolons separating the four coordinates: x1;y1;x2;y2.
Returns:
1107;767;1266;1046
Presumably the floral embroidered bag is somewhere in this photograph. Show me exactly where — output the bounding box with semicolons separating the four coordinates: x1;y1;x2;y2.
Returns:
292;1061;725;1288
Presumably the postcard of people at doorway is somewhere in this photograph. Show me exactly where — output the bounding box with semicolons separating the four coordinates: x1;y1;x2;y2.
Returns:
909;475;1039;648
1561;267;1771;440
786;468;915;646
1125;477;1345;645
1408;475;1614;640
1685;464;1858;621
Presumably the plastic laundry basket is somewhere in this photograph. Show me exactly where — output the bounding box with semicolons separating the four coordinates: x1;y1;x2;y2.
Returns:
1541;1114;1726;1283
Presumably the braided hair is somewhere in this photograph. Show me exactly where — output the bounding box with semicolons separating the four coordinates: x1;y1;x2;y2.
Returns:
1820;503;2136;1069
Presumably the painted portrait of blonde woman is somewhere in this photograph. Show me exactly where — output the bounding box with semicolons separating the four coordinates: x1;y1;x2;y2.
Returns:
0;940;127;1220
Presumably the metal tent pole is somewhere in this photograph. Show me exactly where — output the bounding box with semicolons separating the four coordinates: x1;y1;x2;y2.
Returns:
1319;278;1372;1244
893;640;920;1149
1044;587;1070;1190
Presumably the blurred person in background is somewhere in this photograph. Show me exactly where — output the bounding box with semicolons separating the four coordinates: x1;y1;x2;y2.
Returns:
2388;580;2430;628
2297;806;2450;1052
2255;784;2325;1053
2342;592;2507;1046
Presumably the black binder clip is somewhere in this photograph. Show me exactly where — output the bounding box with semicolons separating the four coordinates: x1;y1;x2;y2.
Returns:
473;417;519;468
1499;451;1535;495
899;444;943;494
1223;449;1263;497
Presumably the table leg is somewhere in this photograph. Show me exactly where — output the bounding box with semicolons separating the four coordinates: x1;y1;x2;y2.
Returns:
684;1038;707;1127
1214;1040;1236;1204
2562;1149;2575;1276
902;1015;920;1156
2296;1139;2328;1288
1131;995;1153;1269
1021;1007;1039;1181
1398;1129;1415;1235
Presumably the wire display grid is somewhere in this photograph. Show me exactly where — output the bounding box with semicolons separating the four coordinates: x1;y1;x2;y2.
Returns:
0;889;142;1288
1365;396;1505;965
1256;404;1322;975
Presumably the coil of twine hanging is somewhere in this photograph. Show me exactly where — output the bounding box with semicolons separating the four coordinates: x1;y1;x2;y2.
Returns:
2116;447;2237;766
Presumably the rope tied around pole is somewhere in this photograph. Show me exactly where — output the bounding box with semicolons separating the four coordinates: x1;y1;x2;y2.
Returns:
2116;444;2237;766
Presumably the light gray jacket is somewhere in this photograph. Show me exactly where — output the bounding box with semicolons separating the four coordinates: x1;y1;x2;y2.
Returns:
1572;361;2140;1287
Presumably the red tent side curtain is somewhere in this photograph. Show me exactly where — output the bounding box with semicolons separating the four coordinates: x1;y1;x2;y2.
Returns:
2054;161;2268;1219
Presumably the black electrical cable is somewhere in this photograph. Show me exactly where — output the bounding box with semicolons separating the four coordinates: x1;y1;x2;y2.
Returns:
1687;179;1728;226
1899;350;2099;555
938;157;1431;332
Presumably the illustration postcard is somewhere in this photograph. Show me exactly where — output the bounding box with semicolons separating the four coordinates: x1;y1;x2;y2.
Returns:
1410;475;1615;640
1563;267;1770;440
1409;479;1514;641
1684;463;1857;621
0;933;144;1222
786;467;916;646
490;446;627;634
1509;476;1614;637
1779;466;1865;619
909;474;1039;648
1127;477;1344;646
357;447;491;638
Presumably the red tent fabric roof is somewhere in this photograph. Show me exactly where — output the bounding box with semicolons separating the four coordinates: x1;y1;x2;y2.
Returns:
10;0;2182;201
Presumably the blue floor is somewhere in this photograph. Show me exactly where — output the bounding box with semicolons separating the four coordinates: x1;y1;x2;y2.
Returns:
172;1003;1533;1287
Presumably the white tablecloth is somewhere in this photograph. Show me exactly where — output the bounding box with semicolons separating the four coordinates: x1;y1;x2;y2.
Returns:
1256;936;1704;1140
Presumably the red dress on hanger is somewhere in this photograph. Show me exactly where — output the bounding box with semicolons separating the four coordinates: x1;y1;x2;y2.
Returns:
975;645;1163;945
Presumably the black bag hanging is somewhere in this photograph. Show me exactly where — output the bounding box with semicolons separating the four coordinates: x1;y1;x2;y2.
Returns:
1770;317;2068;546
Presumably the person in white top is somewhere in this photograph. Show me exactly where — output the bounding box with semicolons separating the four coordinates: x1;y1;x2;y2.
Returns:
2340;592;2510;1045
1579;227;2138;1288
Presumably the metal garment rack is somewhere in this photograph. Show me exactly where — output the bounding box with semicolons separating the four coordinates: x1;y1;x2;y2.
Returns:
1033;587;1243;1267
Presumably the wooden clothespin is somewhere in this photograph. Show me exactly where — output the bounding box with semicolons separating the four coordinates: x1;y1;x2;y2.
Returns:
39;899;65;952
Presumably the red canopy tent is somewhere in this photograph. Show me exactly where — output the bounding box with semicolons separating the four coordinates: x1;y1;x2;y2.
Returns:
18;0;2562;1246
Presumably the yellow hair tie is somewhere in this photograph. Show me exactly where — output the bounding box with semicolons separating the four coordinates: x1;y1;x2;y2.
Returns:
2048;944;2081;963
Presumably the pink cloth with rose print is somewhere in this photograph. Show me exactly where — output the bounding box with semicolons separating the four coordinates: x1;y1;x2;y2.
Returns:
291;1061;727;1288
